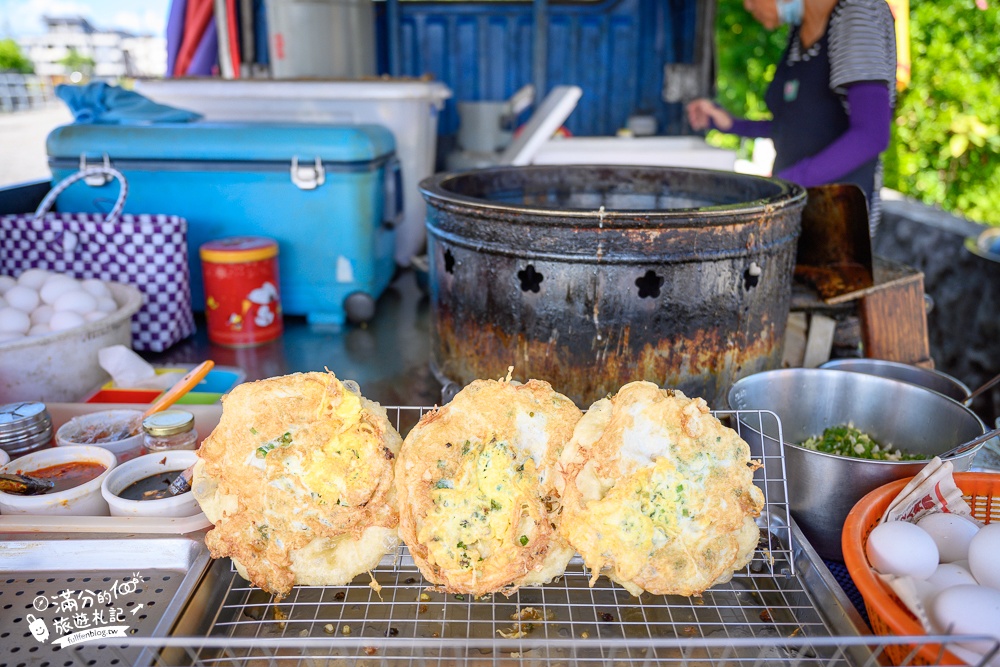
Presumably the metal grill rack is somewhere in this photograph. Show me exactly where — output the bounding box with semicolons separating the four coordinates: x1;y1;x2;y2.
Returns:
9;407;996;666
172;406;855;665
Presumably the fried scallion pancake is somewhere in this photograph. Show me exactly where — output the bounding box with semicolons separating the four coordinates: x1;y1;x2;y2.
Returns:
558;381;764;597
192;372;402;598
396;378;583;596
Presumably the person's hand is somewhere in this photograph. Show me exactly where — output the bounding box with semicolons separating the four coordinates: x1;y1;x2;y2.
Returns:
686;99;734;132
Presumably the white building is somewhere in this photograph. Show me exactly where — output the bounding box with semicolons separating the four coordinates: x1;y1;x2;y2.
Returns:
18;16;166;80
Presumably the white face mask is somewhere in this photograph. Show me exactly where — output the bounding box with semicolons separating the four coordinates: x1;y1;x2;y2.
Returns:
777;0;805;25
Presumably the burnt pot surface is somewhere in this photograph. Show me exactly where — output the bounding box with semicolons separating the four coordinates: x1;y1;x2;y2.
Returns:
421;165;806;408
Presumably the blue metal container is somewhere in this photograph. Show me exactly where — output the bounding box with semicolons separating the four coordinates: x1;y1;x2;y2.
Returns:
47;122;400;325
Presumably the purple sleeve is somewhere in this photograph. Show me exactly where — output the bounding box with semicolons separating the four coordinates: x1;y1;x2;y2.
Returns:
776;81;892;187
728;118;773;139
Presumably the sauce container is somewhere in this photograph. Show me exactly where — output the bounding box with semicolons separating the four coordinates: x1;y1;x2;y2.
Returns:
200;236;283;347
101;450;202;518
55;409;144;463
0;445;117;515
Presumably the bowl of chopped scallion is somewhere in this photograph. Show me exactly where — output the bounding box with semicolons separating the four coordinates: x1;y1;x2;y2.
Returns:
727;368;990;560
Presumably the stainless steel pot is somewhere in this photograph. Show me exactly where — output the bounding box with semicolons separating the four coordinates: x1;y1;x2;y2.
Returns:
819;358;971;403
727;368;988;561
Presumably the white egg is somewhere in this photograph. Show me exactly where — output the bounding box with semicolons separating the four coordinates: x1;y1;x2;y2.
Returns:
17;268;50;290
80;278;112;298
96;296;118;313
4;285;39;313
0;275;16;294
866;520;939;579
945;644;999;667
27;324;50;337
917;512;981;563
0;307;31;334
927;562;979;595
931;585;1000;654
84;311;107;322
30;305;54;325
53;290;98;314
49;310;86;332
910;576;941;610
968;523;1000;590
39;276;80;305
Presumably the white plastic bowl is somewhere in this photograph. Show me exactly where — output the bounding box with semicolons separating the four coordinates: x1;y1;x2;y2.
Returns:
56;409;145;464
0;445;117;515
101;450;202;518
0;282;143;403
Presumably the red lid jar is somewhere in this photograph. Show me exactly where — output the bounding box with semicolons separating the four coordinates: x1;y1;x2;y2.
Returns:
200;237;282;347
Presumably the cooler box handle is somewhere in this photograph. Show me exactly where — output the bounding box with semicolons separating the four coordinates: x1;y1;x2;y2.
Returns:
383;157;403;228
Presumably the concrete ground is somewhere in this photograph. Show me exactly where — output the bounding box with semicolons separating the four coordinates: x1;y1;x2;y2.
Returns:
0;104;73;189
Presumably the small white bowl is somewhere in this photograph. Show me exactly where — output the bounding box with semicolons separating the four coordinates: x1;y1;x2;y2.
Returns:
0;445;117;515
56;409;145;464
101;450;202;518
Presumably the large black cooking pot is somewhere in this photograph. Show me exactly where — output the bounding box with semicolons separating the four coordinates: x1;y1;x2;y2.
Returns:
420;165;806;408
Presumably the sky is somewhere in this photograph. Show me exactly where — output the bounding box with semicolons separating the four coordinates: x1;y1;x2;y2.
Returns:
0;0;170;39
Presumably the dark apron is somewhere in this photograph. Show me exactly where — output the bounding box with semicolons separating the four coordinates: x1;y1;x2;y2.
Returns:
765;26;878;202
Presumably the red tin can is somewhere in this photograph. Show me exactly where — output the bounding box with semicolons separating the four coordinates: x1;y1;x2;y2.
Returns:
200;237;283;347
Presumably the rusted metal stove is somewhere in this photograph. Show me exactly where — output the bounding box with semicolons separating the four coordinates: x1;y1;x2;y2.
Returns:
420;165;806;408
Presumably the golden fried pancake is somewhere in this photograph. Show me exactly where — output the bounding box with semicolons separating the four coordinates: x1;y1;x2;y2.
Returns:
395;377;582;596
558;381;764;597
192;372;401;598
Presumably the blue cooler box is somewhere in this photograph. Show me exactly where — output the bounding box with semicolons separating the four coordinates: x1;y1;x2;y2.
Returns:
47;122;401;325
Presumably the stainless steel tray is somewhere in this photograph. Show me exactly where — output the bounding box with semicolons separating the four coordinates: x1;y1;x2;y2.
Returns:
0;534;211;667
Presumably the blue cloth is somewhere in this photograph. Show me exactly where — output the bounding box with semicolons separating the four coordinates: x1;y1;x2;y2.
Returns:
55;83;202;124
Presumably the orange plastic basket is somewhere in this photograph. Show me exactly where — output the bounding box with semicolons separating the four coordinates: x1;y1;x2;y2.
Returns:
842;472;1000;666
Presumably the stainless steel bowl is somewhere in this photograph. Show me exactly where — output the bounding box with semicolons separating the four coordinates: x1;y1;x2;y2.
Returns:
727;368;987;560
819;358;971;404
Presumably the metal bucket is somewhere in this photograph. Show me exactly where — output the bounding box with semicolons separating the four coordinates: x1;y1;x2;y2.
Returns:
820;358;972;403
420;165;806;408
727;368;988;560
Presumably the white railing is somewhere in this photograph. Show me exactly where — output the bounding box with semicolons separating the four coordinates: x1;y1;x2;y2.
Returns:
0;72;55;112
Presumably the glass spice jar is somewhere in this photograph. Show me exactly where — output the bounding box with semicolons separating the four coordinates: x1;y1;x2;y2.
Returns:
142;409;198;453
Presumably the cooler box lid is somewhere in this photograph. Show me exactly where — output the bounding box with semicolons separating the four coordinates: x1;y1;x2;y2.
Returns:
46;122;396;163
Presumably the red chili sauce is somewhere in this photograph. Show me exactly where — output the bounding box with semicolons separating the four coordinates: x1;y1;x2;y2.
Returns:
27;462;107;494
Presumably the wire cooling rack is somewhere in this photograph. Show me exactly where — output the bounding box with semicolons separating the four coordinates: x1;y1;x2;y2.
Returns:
14;407;999;666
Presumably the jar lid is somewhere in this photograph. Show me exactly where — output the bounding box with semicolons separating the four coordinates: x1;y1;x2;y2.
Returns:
142;409;195;437
200;237;278;263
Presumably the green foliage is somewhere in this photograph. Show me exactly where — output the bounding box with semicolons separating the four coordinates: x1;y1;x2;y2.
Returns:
887;0;1000;225
708;0;786;156
0;39;33;74
58;48;96;73
712;0;1000;225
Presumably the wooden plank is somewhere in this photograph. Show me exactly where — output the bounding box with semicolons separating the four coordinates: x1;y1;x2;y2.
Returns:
803;313;837;368
858;273;931;365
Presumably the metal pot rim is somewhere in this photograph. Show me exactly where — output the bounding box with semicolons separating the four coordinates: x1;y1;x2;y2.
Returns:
818;358;972;402
419;165;806;225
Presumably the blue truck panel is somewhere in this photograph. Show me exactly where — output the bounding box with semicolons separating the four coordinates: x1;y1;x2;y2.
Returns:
376;0;698;139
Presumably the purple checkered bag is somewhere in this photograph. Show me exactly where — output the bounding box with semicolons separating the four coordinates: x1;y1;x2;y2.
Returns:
0;167;195;352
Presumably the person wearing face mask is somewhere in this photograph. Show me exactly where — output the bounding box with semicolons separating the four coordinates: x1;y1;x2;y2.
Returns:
687;0;896;233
